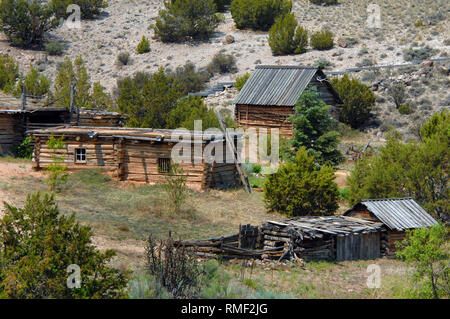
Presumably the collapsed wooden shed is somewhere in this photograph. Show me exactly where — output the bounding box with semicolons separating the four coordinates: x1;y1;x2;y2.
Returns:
177;199;437;262
234;65;342;137
177;216;384;262
344;198;438;257
30;126;243;191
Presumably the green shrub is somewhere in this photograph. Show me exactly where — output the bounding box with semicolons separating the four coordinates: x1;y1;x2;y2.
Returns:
170;62;210;93
0;53;19;92
264;147;339;216
45;135;68;192
127;272;171;299
136;35;150;54
348;111;449;221
310;29;334;50
294;25;308;54
268;13;308;55
314;58;334;69
15;67;51;97
206;53;237;75
45;40;65;56
338;187;349;200
330;74;375;128
163;163;188;214
396;224;449;299
153;0;220;42
235;72;250;91
14;136;33;159
167;95;222;130
51;0;107;19
0;0;55;47
230;0;292;31
398;103;412;115
0;192;129;298
403;46;438;61
117;51;130;65
252;164;262;174
414;18;423;27
388;83;406;108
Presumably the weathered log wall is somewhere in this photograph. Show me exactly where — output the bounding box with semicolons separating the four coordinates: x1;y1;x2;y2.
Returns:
0;114;24;155
118;139;207;190
235;105;294;138
33;136;117;171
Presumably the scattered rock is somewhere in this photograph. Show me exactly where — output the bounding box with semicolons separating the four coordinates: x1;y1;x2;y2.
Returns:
421;60;434;68
337;37;348;48
223;34;235;44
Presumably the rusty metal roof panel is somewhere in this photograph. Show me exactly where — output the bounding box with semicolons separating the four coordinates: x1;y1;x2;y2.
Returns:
234;65;319;106
359;198;438;231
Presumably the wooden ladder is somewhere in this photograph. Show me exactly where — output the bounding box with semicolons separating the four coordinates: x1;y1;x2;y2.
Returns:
215;109;252;193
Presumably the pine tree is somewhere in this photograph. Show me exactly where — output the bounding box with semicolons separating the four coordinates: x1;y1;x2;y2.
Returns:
287;87;344;166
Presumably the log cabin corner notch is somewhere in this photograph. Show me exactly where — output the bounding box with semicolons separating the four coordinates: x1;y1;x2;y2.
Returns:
234;65;342;138
30;126;243;191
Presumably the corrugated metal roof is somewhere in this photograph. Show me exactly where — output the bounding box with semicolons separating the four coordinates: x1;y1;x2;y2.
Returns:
234;65;320;107
351;198;438;231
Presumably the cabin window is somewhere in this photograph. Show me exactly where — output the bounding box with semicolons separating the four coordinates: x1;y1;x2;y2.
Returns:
75;148;86;163
158;158;171;173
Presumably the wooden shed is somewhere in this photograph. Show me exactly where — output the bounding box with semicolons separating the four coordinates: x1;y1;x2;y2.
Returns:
30;126;242;191
234;65;342;137
0;107;126;156
344;198;438;257
0;108;70;155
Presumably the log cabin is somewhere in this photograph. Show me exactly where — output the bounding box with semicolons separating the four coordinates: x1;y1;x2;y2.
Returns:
344;198;438;257
0;107;126;156
234;65;342;138
30;126;242;191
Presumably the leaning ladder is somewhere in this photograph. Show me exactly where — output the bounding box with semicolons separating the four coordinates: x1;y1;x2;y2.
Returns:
215;109;252;193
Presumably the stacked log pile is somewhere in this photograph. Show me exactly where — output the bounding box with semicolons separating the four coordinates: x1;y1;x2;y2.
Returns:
175;234;284;260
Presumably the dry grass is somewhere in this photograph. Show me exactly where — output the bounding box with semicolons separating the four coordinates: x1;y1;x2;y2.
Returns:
0;158;425;298
211;257;416;298
0;159;278;267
